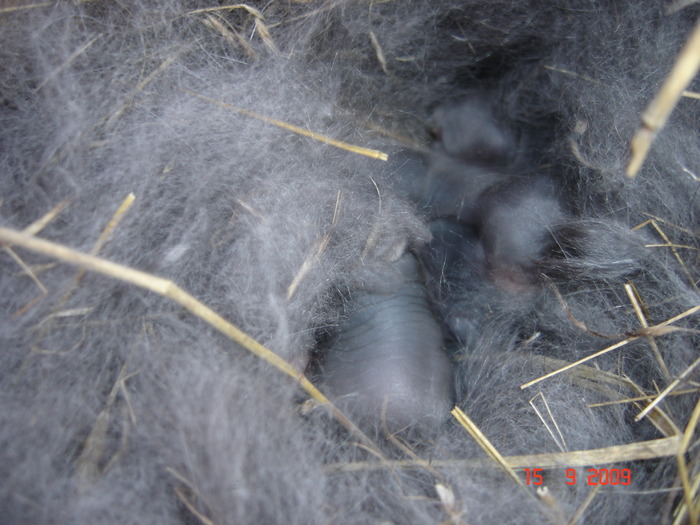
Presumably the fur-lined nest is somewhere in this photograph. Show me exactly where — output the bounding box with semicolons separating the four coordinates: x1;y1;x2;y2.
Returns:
0;1;699;524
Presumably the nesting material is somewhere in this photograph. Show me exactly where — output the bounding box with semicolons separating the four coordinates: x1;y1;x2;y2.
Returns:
0;1;699;524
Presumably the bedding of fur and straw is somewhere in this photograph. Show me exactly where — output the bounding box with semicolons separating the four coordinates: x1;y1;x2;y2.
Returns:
0;1;699;523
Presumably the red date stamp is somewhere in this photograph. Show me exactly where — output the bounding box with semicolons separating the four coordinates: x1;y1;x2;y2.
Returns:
524;467;631;486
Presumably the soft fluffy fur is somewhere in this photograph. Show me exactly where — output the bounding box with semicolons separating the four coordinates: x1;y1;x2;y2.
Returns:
1;1;698;523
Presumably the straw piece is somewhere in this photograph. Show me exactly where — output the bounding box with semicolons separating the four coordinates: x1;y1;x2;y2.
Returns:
184;90;389;161
627;20;700;177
